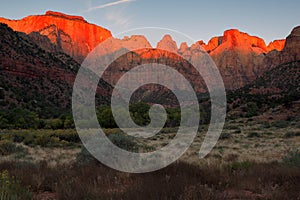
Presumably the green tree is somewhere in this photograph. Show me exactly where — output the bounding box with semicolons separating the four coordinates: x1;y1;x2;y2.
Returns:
98;107;117;128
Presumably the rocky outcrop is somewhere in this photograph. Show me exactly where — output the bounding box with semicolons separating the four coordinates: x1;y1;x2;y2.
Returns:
1;11;298;93
0;11;112;63
205;29;267;89
102;28;296;92
283;26;300;60
157;35;178;52
264;26;300;70
178;42;189;53
0;23;111;114
267;39;285;51
203;37;223;53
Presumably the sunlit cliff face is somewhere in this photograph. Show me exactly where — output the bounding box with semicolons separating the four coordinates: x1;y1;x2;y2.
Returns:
0;11;112;63
1;11;298;91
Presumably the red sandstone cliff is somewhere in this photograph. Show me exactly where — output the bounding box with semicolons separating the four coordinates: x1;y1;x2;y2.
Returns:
0;11;112;63
1;11;298;92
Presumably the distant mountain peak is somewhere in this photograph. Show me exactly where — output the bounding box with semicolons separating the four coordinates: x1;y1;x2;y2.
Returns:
267;39;285;52
222;29;267;52
157;34;178;51
45;11;87;22
291;26;300;35
179;42;189;52
0;11;112;63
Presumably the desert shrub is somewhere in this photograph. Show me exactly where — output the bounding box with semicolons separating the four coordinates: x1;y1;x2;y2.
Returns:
272;120;289;128
56;130;80;143
282;151;300;167
0;116;9;129
97;106;117;128
229;161;253;171
34;134;61;147
34;134;72;148
284;131;300;138
219;132;231;140
11;133;26;143
5;108;40;129
22;134;36;147
0;130;80;148
247;132;260;138
233;129;242;134
34;134;52;147
0;160;299;199
0;140;26;156
245;102;258;117
46;118;64;129
225;125;239;130
76;147;98;165
263;132;272;135
0;170;32;199
261;122;271;128
159;127;178;134
108;133;139;152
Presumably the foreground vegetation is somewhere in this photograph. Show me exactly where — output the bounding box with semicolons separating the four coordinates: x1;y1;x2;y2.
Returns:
0;155;299;200
0;114;299;199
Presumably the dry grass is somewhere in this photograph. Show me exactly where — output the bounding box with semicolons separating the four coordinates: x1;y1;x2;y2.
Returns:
0;118;299;199
0;160;299;200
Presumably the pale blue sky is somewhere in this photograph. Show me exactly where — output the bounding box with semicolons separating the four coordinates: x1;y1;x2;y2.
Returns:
1;0;299;45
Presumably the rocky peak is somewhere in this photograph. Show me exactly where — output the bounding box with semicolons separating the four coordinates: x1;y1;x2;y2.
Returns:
290;26;300;36
284;26;300;51
178;42;189;52
280;26;300;62
157;34;178;52
45;11;86;22
121;35;152;48
190;41;205;52
222;29;267;52
0;11;112;63
267;39;285;51
203;36;222;53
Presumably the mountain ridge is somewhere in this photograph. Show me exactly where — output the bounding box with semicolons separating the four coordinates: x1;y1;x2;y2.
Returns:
0;11;299;92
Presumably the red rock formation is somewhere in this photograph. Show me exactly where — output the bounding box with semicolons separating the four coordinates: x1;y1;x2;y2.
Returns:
283;26;300;59
203;37;223;53
0;11;112;63
264;26;300;70
267;39;285;51
212;29;268;54
0;23;111;111
157;35;178;52
204;29;268;89
178;42;189;53
0;11;297;92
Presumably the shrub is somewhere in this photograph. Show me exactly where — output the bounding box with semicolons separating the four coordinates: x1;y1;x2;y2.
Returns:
282;151;300;167
23;134;36;147
0;170;32;199
229;161;253;171
56;130;80;143
225;125;239;130
261;122;271;128
272;120;289;128
219;132;231;140
47;119;64;129
0;140;26;156
245;102;258;117
247;132;260;138
108;133;139;152
284;131;300;138
76;147;98;165
233;129;242;134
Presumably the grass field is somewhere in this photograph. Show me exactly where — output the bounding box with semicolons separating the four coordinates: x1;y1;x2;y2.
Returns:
0;118;299;199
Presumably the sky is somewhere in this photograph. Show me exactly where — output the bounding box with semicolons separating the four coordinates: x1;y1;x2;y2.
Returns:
1;0;299;46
